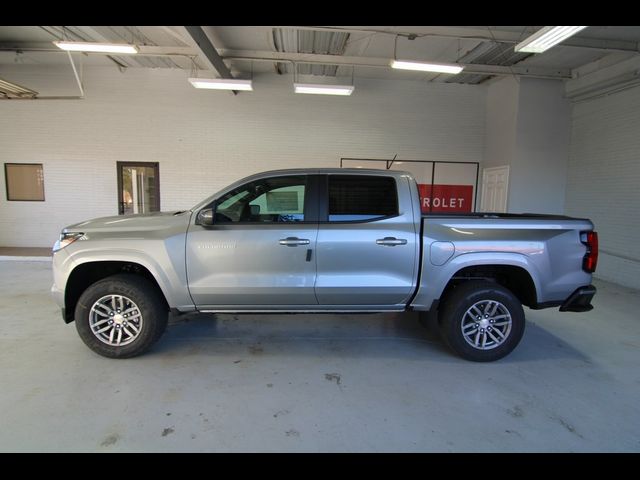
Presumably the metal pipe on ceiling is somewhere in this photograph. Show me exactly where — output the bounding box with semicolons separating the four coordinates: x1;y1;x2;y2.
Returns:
1;96;85;100
221;53;572;80
272;26;640;53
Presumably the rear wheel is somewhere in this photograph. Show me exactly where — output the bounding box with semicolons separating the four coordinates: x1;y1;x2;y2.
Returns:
438;280;525;362
74;274;168;358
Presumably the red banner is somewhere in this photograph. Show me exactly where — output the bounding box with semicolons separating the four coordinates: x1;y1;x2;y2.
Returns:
418;184;474;213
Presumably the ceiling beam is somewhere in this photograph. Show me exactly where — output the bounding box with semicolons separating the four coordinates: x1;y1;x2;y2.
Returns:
273;26;640;53
182;26;234;79
138;45;198;56
565;55;640;99
0;43;573;79
219;49;572;79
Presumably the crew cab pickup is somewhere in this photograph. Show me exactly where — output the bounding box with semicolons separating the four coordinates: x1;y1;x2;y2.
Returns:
51;169;598;361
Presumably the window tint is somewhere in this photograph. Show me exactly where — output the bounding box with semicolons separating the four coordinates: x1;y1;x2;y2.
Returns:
328;175;398;222
215;175;306;223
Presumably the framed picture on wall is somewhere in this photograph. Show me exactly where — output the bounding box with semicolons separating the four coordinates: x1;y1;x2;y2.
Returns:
4;163;45;201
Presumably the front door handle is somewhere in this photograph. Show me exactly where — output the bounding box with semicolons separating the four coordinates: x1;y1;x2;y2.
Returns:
376;237;408;246
279;237;310;247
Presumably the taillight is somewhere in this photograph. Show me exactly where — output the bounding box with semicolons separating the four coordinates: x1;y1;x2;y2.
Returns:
580;231;598;273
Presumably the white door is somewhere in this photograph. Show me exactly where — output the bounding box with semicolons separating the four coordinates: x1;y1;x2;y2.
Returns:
480;166;509;213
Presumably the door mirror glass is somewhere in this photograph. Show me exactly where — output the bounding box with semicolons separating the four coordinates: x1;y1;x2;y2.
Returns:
197;208;215;226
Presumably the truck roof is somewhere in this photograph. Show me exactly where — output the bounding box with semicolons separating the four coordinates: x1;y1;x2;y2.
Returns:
191;168;415;211
245;167;412;177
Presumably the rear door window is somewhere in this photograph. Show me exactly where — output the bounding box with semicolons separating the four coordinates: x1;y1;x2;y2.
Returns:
328;175;398;222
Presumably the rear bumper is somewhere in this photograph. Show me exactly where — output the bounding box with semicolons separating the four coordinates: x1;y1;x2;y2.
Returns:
559;285;596;312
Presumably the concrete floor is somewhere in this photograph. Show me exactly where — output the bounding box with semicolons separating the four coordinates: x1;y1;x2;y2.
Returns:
0;260;639;452
0;247;52;257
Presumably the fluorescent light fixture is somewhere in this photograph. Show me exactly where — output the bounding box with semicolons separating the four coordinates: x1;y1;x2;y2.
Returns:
293;83;354;95
514;26;588;53
54;41;139;54
390;60;464;74
188;78;253;91
0;77;38;98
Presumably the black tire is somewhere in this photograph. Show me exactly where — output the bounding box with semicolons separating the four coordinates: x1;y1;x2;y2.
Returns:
74;273;168;358
438;280;525;362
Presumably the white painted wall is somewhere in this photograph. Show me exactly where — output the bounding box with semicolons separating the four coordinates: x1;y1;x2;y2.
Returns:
484;76;519;170
565;85;640;289
0;66;486;247
484;77;570;214
509;78;571;214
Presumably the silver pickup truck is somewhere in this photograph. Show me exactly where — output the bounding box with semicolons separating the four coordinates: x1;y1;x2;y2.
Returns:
51;168;598;361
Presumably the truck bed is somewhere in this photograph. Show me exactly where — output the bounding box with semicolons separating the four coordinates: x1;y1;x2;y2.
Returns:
409;213;594;311
423;212;589;221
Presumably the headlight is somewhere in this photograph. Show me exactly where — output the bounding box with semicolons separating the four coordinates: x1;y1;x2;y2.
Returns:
52;232;85;253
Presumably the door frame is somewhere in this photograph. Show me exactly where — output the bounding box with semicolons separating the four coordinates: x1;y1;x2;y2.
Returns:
186;173;320;307
480;165;510;213
116;161;160;215
313;172;419;306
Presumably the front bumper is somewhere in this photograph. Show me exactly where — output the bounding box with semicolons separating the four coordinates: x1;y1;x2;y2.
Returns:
50;283;67;321
559;285;596;312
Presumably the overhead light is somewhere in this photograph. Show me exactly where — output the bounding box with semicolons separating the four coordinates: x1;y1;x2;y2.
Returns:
188;78;253;91
390;60;464;74
293;83;354;96
0;77;38;98
514;26;588;53
53;41;139;54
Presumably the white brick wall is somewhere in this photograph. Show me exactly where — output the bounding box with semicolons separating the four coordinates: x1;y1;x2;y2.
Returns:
565;85;640;289
0;66;486;247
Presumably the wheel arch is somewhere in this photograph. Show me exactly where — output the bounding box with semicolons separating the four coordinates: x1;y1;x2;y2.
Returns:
64;261;169;323
440;263;538;309
411;252;542;311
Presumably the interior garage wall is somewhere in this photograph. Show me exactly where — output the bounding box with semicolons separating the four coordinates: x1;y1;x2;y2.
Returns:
0;66;486;247
509;78;570;214
484;76;519;170
484;76;570;214
565;85;640;289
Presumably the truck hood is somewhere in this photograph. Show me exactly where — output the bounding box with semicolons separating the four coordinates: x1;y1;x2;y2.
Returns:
64;210;192;234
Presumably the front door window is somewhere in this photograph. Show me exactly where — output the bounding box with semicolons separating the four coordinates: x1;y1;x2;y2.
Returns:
215;175;307;223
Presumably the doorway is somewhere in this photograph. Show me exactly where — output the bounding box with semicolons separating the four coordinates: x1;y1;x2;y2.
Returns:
480;166;509;213
117;162;160;215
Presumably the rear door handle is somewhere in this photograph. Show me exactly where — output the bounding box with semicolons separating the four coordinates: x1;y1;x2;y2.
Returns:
279;237;310;247
376;237;407;246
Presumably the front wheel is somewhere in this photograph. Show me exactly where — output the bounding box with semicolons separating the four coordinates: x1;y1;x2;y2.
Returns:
438;281;525;362
74;273;168;358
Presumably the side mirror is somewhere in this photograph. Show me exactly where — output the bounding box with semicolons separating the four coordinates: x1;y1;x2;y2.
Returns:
196;208;215;226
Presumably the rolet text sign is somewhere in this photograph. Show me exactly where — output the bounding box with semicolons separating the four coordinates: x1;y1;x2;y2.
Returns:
418;184;474;213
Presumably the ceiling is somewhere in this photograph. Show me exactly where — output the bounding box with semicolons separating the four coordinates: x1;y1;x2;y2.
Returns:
1;26;640;96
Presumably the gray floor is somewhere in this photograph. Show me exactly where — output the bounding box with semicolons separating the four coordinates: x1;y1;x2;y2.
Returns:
1;261;639;452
